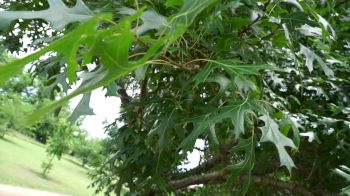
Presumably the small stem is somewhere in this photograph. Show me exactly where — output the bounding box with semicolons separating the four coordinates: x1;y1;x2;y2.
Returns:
134;0;140;35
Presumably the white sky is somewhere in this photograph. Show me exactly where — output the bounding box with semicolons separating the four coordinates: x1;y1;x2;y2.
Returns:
180;139;205;170
69;88;121;139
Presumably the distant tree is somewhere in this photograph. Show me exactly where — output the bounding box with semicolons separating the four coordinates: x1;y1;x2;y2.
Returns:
70;131;105;167
0;93;33;137
41;118;75;176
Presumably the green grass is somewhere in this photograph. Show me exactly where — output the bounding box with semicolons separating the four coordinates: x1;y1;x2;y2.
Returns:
0;132;99;196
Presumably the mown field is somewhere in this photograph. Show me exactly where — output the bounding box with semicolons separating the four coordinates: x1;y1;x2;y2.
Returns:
0;132;98;196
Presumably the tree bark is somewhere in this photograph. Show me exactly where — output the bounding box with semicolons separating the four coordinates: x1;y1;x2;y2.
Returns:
170;169;314;196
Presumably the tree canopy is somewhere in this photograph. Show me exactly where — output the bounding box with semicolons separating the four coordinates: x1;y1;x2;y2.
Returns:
0;0;349;195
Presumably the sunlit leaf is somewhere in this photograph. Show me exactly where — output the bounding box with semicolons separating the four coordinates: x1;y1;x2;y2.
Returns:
119;7;168;36
165;0;184;8
281;0;304;11
0;0;93;30
234;76;257;93
334;165;350;195
299;44;334;77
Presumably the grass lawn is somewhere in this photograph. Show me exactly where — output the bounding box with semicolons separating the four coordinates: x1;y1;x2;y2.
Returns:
0;132;99;196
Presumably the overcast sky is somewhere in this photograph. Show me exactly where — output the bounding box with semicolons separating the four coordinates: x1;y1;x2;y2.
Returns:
69;88;121;138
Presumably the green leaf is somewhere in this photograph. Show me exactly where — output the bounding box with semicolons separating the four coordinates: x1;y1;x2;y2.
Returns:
148;110;177;149
16;14;146;125
194;59;270;85
259;115;296;173
119;8;168;36
282;23;292;46
333;165;350;195
234;76;257;93
44;72;70;96
103;82;119;97
299;44;334;77
229;17;251;30
298;24;322;38
316;14;336;39
0;14;110;85
194;60;270;94
170;0;216;28
0;0;93;30
68;93;95;123
2;0;217;127
266;72;286;89
281;11;314;30
208;60;271;76
134;65;148;81
281;116;302;148
165;0;184;8
227;136;256;195
207;75;231;93
208;124;219;146
282;0;304;11
179;99;256;151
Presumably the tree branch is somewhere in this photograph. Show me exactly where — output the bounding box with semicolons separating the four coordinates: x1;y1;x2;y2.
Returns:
238;0;271;36
117;80;132;104
139;76;148;130
172;140;237;180
170;170;314;196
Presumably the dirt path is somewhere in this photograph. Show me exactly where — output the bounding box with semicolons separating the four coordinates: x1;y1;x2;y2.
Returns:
0;184;65;196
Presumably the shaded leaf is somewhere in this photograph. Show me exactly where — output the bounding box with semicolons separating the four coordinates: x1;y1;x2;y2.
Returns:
134;65;148;81
194;59;271;86
180;99;256;151
259;115;296;173
207;75;231;93
103;82;119;97
68;93;95;123
227;136;256;195
282;0;303;11
44;72;70;96
281;116;302;148
149;110;177;149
